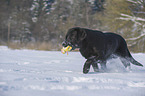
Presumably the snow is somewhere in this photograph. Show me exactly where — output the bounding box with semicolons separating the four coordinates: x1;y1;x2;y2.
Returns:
119;14;145;22
118;13;145;41
125;33;145;41
0;46;145;96
127;0;143;4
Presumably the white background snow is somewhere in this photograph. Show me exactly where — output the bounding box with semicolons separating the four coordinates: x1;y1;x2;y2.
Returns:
0;46;145;96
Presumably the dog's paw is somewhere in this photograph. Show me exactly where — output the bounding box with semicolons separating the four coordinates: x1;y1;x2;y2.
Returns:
83;68;90;74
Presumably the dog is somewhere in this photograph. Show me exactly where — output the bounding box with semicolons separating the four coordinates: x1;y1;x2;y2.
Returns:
62;27;143;74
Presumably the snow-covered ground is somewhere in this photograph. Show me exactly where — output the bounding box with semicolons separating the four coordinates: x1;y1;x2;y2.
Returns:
0;46;145;96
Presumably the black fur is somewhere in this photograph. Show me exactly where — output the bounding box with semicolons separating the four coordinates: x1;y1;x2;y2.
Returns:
62;27;143;74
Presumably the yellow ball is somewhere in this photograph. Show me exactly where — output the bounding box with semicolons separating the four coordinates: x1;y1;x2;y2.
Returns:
61;46;72;54
61;48;66;54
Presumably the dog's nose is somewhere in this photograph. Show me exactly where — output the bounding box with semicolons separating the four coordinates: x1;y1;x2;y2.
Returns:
62;41;68;47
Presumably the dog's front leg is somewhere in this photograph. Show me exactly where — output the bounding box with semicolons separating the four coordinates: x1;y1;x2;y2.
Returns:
92;62;99;72
83;59;92;74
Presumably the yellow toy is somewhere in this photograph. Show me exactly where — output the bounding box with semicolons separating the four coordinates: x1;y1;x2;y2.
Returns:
61;46;72;55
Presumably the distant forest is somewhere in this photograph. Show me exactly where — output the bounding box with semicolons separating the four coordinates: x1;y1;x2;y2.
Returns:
0;0;145;52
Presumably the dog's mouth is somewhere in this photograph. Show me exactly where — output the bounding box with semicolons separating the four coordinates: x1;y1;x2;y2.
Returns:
62;41;77;50
61;41;80;55
61;45;72;54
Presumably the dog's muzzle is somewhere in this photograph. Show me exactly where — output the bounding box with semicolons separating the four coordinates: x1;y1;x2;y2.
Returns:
62;40;70;47
62;40;76;50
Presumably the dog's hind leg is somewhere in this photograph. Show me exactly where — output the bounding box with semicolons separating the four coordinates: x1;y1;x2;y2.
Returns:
116;50;131;70
120;57;130;68
120;57;131;71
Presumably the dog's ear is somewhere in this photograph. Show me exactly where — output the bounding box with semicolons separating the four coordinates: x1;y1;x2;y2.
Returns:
71;31;77;39
77;28;87;41
80;29;87;40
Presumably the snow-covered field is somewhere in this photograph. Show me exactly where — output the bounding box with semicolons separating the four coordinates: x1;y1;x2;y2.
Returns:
0;46;145;96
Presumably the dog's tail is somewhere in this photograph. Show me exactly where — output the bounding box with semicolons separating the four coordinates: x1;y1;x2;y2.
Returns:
127;50;143;67
129;57;143;67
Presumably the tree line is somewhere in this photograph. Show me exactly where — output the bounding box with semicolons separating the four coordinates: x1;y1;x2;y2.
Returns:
0;0;145;52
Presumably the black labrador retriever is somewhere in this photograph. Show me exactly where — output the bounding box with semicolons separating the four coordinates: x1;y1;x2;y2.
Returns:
62;27;143;74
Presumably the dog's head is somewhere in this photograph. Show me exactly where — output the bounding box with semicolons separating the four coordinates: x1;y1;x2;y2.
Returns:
62;27;87;50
